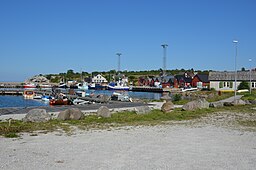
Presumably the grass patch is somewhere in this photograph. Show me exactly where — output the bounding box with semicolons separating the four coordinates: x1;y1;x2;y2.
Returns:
4;132;19;138
1;105;256;137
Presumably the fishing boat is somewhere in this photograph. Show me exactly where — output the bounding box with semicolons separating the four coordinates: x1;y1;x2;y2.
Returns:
49;98;71;105
23;83;36;89
77;82;88;90
23;90;35;99
108;82;129;91
42;95;54;102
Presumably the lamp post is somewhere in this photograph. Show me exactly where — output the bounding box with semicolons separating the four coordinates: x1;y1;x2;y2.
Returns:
161;44;168;76
233;40;238;103
116;53;122;73
249;58;252;94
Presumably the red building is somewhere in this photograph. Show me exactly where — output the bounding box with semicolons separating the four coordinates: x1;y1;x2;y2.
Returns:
191;74;209;88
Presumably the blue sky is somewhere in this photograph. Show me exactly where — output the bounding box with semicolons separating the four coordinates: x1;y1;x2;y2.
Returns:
0;0;255;82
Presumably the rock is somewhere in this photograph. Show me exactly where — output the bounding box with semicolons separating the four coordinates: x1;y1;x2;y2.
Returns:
23;109;51;122
97;106;111;118
249;100;256;105
57;109;71;120
232;99;246;105
134;106;151;114
244;100;252;105
182;99;209;111
57;108;84;120
209;101;224;108
160;94;172;101
161;101;174;112
69;108;84;120
224;102;234;106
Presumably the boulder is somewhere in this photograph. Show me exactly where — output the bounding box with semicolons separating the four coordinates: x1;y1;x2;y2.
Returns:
160;94;172;101
182;99;209;111
223;102;234;106
134;106;151;114
98;95;110;103
23;109;51;122
57;109;71;120
161;101;174;112
244;100;252;105
249;100;256;105
69;108;84;120
232;99;246;105
97;106;111;118
57;108;84;120
209;101;224;108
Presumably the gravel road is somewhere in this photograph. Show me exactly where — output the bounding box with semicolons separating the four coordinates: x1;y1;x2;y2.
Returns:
1;115;256;170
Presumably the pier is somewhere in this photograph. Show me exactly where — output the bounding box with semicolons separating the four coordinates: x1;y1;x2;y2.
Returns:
130;86;163;93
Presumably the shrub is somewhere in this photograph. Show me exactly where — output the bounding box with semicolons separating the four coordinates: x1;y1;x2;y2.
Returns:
238;81;249;90
172;94;182;101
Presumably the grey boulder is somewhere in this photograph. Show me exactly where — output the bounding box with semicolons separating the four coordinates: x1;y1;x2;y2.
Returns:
97;106;111;118
161;101;174;112
57;108;84;120
134;106;151;114
23;109;51;122
182;99;209;111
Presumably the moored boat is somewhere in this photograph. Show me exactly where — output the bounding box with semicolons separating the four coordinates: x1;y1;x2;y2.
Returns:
108;82;129;91
23;83;36;89
49;98;71;105
23;90;35;99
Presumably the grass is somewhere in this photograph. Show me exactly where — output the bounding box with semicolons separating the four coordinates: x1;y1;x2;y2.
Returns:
1;103;256;138
238;120;256;127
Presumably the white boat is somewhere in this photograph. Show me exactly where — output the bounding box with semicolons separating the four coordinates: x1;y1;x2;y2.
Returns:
181;87;198;92
23;83;36;89
108;82;129;91
73;98;90;105
33;94;42;99
77;82;88;90
42;95;54;102
23;90;35;99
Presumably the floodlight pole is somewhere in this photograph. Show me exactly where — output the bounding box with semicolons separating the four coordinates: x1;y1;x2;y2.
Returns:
233;40;238;103
249;58;252;94
161;44;168;76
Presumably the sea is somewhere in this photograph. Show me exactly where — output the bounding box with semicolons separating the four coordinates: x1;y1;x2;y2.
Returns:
0;89;163;108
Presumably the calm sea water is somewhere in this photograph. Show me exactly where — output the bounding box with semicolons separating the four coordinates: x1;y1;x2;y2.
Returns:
0;90;162;108
0;96;48;108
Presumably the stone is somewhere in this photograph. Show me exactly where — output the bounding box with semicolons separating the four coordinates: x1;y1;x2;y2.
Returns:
232;99;246;105
69;108;84;120
23;109;51;122
244;100;252;105
223;102;234;106
160;94;172;101
249;100;256;105
182;99;209;111
161;101;175;112
134;106;151;114
209;101;224;108
57;109;70;120
97;106;111;118
57;108;84;120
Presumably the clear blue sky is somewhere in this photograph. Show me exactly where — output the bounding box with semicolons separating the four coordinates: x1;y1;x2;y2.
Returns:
0;0;255;82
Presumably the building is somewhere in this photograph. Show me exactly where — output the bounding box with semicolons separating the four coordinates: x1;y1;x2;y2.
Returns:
191;74;209;89
209;71;256;91
92;74;108;83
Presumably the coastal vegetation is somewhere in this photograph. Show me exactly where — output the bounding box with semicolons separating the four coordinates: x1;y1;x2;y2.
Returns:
1;104;255;138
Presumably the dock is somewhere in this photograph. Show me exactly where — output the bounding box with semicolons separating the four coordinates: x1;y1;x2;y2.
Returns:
130;86;163;93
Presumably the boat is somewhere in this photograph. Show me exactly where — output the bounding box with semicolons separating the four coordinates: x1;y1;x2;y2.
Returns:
42;95;54;102
72;98;90;105
181;87;198;92
88;83;107;90
23;90;35;99
77;82;88;90
33;94;42;99
23;83;36;89
49;98;71;105
111;92;131;102
59;83;68;88
108;82;129;91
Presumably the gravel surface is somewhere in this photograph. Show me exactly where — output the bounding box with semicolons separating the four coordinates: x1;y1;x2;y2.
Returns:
1;113;256;170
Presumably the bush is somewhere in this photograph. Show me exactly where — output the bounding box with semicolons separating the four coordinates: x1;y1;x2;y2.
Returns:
238;81;249;90
172;94;182;101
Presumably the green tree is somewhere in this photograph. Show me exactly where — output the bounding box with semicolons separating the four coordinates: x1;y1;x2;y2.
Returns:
237;81;249;90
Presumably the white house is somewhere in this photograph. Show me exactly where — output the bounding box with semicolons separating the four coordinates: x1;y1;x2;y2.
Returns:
209;71;256;91
92;74;108;83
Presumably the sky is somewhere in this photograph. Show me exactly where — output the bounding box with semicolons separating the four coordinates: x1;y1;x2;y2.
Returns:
0;0;255;82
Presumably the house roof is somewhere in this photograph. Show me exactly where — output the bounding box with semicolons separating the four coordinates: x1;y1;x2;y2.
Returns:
175;75;192;83
196;74;209;83
209;71;256;81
